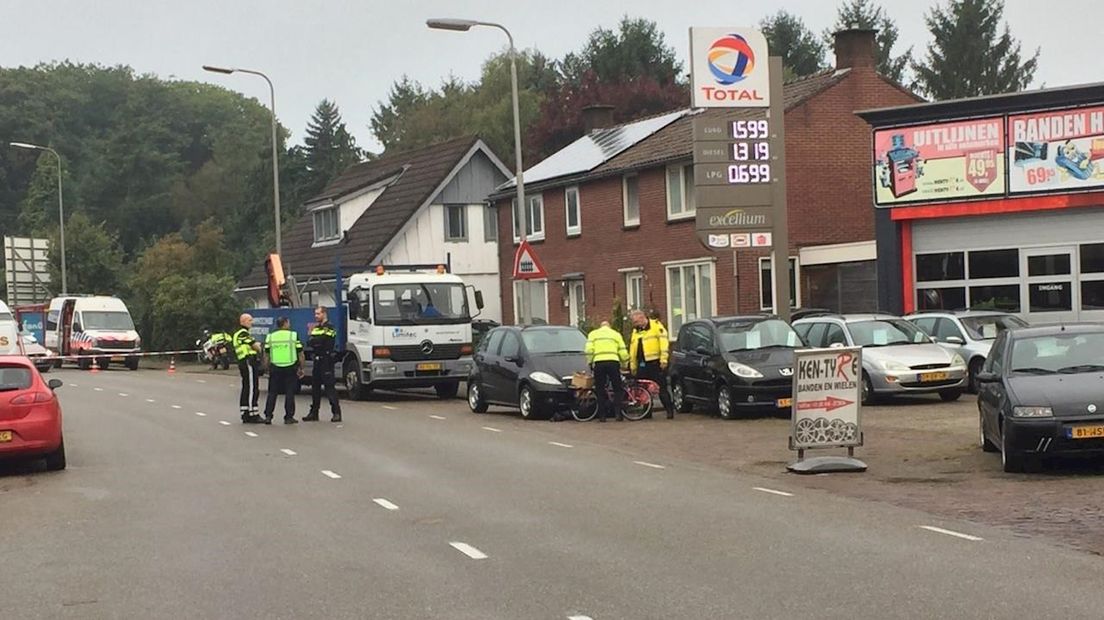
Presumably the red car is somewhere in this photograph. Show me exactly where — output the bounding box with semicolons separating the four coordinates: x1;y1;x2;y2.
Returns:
0;355;66;470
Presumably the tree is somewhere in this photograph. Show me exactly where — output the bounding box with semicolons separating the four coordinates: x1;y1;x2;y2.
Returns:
302;99;362;199
761;11;828;77
48;212;125;295
561;17;683;85
149;274;242;351
16;155;61;235
912;0;1039;99
831;0;912;82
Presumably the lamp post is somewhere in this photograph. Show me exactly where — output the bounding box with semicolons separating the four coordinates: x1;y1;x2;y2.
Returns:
9;142;66;295
203;65;283;257
427;18;531;325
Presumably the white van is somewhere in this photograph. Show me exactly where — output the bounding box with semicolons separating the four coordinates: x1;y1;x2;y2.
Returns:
0;299;20;355
44;296;141;370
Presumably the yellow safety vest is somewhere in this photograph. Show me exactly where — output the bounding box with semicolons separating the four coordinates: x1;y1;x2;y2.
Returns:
233;328;257;360
586;326;628;365
265;328;302;368
629;320;670;373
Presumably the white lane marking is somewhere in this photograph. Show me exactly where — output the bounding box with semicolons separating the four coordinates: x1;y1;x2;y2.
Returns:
69;383;79;387
280;448;297;456
118;393;129;397
481;426;503;433
549;441;574;448
146;398;156;403
321;470;342;479
195;411;207;417
449;542;488;560
93;387;103;392
171;405;182;410
568;616;595;620
919;525;983;542
372;498;399;511
219;421;232;426
429;415;447;420
244;432;259;438
633;460;666;470
753;487;794;497
382;405;398;410
196;379;207;384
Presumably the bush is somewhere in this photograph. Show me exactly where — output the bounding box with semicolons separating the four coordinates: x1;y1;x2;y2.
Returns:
150;274;242;351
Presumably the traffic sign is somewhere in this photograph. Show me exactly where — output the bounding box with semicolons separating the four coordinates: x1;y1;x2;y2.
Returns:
512;240;547;280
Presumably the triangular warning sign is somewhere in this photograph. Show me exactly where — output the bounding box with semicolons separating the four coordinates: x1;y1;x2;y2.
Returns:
512;240;548;280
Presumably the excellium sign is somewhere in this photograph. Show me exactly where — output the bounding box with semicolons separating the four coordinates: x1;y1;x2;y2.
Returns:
689;27;771;108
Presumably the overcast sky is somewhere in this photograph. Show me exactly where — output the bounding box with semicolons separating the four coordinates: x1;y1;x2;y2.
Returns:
3;0;1100;153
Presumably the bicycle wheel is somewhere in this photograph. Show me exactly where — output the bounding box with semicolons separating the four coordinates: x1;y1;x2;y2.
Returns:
621;385;653;421
572;389;598;422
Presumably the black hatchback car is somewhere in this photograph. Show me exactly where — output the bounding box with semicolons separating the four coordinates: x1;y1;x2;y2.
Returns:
978;323;1104;472
467;325;587;420
669;316;802;419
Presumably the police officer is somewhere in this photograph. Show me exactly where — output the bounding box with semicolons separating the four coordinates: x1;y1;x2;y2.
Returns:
629;309;674;419
585;321;629;422
262;316;305;425
304;306;342;423
233;314;263;424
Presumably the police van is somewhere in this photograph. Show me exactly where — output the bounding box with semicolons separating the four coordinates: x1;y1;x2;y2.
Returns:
0;299;19;355
44;296;142;370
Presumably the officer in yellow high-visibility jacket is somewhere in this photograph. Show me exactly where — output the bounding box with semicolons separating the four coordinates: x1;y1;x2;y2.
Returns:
585;321;629;422
629;309;675;419
233;314;263;424
262;317;305;425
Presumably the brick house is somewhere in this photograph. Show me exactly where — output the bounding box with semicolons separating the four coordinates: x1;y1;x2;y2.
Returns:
490;30;920;335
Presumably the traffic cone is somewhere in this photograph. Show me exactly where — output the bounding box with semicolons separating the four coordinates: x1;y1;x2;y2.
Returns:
89;361;99;374
168;357;176;375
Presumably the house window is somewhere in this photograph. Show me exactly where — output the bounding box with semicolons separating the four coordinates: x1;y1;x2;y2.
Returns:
626;272;645;311
666;163;695;220
759;257;799;311
666;261;715;335
512;279;549;324
312;206;340;244
444;205;467;241
565;186;581;236
512;195;545;242
483;204;498;242
623;174;640;226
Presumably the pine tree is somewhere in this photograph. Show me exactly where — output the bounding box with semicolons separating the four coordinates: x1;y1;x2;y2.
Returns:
912;0;1039;100
760;11;828;77
831;0;911;83
303;99;362;198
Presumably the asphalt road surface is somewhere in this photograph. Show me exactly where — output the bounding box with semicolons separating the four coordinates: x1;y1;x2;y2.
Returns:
4;368;1104;619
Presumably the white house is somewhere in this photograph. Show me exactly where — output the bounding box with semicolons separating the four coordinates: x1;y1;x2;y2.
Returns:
236;135;510;322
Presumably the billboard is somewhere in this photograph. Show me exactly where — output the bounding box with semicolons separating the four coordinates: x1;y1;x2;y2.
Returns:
689;28;770;108
3;236;51;305
873;117;1006;206
1008;105;1104;194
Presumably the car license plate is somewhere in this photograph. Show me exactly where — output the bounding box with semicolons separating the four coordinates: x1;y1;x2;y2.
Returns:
111;356;126;362
776;398;793;408
1067;425;1104;440
919;371;950;382
416;362;442;371
0;431;11;443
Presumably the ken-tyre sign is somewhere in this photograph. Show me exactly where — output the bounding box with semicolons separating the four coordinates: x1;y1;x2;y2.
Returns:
790;347;863;450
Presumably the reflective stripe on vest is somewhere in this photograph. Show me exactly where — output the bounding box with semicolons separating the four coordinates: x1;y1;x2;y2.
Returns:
266;329;300;367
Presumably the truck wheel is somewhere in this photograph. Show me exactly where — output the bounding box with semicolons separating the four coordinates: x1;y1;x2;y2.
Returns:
435;382;459;400
78;356;91;371
126;356;140;371
97;358;110;371
343;358;370;401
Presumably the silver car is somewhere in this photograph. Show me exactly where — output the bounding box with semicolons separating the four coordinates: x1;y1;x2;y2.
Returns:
793;313;967;404
905;310;1028;393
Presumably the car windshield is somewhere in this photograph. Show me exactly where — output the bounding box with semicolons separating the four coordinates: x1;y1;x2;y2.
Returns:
1010;333;1104;374
0;311;13;321
373;283;470;325
961;315;1028;340
0;365;33;392
522;328;587;354
718;319;801;352
81;311;135;331
849;319;929;347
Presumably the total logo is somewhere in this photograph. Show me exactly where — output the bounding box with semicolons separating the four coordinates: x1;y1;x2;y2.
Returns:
702;33;763;103
691;27;770;108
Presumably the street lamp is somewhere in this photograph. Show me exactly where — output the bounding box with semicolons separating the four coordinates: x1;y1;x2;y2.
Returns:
9;141;67;295
202;64;283;257
427;18;531;325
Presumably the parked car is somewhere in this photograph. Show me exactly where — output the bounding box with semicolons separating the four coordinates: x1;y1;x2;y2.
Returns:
906;310;1028;392
669;316;801;419
0;355;66;471
792;313;966;404
467;325;586;420
21;333;56;373
977;323;1104;472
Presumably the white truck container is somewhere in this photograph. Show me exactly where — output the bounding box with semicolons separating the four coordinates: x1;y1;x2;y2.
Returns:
44;296;141;370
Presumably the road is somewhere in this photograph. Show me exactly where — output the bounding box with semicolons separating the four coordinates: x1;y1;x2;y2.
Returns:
4;367;1104;619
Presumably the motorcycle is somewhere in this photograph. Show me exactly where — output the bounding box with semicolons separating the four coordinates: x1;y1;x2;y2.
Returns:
196;329;234;370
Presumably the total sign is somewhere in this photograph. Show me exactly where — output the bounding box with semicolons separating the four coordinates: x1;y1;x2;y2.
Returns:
689;28;771;108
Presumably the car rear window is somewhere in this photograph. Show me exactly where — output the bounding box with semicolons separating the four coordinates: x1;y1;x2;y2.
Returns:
0;365;33;391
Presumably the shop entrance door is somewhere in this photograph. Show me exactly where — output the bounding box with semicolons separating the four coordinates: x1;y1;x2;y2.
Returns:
1022;246;1079;323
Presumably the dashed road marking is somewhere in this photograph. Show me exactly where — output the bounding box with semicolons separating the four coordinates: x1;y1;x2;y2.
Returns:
919;525;983;542
449;542;487;560
429;415;447;420
633;460;666;470
171;405;182;410
382;405;398;410
118;393;129;397
196;379;207;384
481;426;503;433
146;398;156;403
93;387;103;392
195;412;207;417
568;616;595;620
219;421;232;426
69;383;78;387
753;487;794;497
280;449;297;456
244;432;259;438
321;470;342;479
373;498;399;511
549;441;574;448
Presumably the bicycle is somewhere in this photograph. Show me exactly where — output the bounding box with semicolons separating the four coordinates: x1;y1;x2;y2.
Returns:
572;374;659;422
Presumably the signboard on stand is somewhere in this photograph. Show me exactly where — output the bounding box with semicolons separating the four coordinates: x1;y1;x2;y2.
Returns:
788;346;866;473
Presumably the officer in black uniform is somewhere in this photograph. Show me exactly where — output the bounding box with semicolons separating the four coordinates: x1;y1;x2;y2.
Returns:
304;306;342;423
232;313;263;424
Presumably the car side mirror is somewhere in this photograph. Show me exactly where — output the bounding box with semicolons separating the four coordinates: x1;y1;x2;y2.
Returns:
474;290;485;311
72;323;82;333
504;355;522;365
48;378;63;390
945;336;965;345
975;371;999;384
693;346;711;356
829;342;845;349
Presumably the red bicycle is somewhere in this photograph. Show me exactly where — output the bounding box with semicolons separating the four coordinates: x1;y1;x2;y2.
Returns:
572;375;659;422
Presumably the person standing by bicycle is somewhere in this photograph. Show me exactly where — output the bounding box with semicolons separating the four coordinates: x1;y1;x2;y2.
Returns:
585;321;628;422
629;309;675;419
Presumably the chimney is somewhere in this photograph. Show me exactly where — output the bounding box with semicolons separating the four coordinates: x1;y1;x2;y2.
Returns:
582;104;615;133
833;28;877;70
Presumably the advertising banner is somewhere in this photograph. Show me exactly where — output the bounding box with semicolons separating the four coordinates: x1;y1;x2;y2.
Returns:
790;347;863;450
873;117;1006;206
689;28;770;108
1008;105;1104;194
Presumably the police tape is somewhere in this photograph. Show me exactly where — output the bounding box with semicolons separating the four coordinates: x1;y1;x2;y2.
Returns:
44;348;206;362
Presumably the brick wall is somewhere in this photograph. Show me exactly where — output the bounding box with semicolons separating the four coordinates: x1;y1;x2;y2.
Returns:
498;66;919;327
